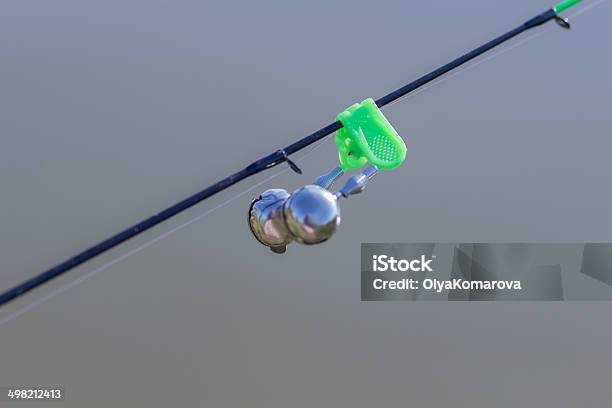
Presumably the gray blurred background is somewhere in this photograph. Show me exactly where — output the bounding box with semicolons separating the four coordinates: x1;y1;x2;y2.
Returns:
1;0;611;406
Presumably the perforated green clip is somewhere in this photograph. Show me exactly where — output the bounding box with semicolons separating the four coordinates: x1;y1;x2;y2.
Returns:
334;98;406;171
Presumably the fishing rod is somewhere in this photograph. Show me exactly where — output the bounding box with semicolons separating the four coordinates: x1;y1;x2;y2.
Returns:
0;0;585;308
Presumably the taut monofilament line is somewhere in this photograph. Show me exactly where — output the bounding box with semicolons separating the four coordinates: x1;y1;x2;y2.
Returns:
0;1;585;308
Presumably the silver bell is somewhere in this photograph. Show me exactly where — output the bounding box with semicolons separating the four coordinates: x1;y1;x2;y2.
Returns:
248;185;341;253
248;189;293;253
283;185;340;245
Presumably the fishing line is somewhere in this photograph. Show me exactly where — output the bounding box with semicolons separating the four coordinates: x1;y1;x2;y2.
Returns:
0;0;596;310
569;0;608;16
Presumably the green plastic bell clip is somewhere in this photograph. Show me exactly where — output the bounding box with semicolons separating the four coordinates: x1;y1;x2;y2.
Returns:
334;98;407;171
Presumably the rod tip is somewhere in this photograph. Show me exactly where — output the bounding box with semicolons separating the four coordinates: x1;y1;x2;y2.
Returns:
554;0;583;13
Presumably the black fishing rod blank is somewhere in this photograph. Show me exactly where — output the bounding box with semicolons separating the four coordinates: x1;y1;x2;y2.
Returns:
0;0;583;309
